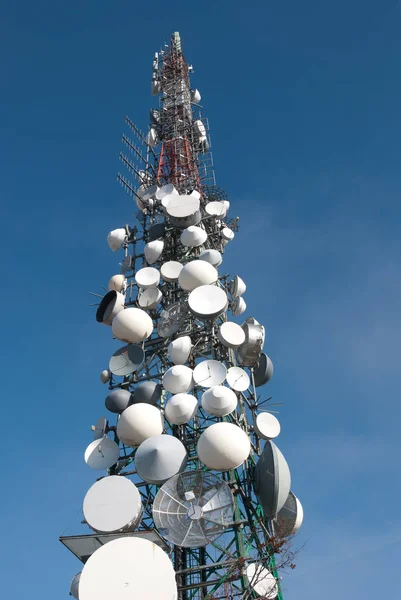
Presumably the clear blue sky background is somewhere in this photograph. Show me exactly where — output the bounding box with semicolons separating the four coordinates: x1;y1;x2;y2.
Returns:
1;1;401;598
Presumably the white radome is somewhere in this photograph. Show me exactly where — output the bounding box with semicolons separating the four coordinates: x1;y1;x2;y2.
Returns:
232;297;247;316
218;322;246;348
221;227;235;242
197;422;251;471
180;226;208;247
167;336;192;365
254;412;281;440
245;563;278;599
116;403;164;447
178;260;218;291
156;183;177;200
99;369;110;384
107;228;126;252
144;240;164;264
79;537;178;600
135;267;160;289
201;386;237;417
84;437;120;471
161;261;183;282
198;249;223;267
163;365;194;394
138;287;162;310
188;285;228;320
205;201;227;218
83;475;142;533
108;274;125;292
112;308;153;343
165;393;198;425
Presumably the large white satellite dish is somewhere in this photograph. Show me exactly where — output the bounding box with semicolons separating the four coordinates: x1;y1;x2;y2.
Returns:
254;412;280;440
167;336;192;365
160;261;183;282
197;422;250;471
84;437;120;471
198;249;223;267
107;228;126;252
188;285;228;320
178;261;218;291
117;404;164;447
163;365;194;394
161;192;179;210
135;267;160;289
218;322;246;348
165;393;198;425
131;381;162;405
253;440;291;518
205;201;227;218
230;275;246;298
144;240;164;264
79;537;177;600
231;296;247;316
135;434;188;485
109;344;144;376
83;476;142;533
193;360;227;387
69;572;81;600
108;274;125;292
105;388;131;414
201;386;237;416
226;366;250;392
156;183;177;200
180;225;208;247
152;471;234;548
245;563;278;599
274;491;304;537
138;287;162;310
96;291;125;326
166;195;201;228
112;308;153;343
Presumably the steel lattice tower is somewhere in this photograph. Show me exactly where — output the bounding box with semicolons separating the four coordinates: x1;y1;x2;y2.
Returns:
61;32;302;600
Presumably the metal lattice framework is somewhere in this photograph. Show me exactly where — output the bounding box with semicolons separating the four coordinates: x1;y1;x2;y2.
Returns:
61;32;301;600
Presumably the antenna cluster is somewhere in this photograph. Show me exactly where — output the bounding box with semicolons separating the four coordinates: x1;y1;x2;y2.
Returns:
61;31;303;600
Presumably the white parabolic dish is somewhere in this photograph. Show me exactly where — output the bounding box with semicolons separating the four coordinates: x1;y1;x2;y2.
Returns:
138;287;162;310
135;267;160;289
168;336;192;365
163;365;194;394
245;563;278;599
107;228;126;252
117;404;164;447
218;322;246;348
198;249;223;267
79;537;178;600
112;308;153;343
144;240;164;264
165;393;198;425
135;434;188;485
188;285;228;320
193;360;227;388
108;274;125;292
180;226;208;247
84;437;120;470
161;261;183;282
205;201;227;218
83;475;142;533
226;366;250;392
254;412;281;440
179;260;218;291
201;386;237;417
70;573;81;600
197;422;251;471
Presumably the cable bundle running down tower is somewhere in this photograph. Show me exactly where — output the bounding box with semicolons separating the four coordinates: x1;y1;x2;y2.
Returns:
61;32;304;600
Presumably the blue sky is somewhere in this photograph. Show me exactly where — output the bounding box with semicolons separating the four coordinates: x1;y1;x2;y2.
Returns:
1;1;401;598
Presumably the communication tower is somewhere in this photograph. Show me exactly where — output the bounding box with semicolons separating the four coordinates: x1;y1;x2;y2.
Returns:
61;32;303;600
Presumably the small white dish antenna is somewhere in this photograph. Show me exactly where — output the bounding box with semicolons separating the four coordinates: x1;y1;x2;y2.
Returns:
135;266;160;289
83;475;142;533
107;228;126;252
160;261;183;282
198;249;223;267
152;471;234;548
274;491;304;537
197;422;250;471
165;393;198;425
178;260;218;291
109;344;144;376
69;572;81;600
99;369;110;384
245;563;278;599
221;227;234;242
135;434;188;485
190;89;201;103
144;239;164;264
161;192;179;210
112;307;153;343
193;360;227;388
96;291;125;326
189;189;201;200
188;285;228;320
205;201;227;218
166;195;201;228
201;386;237;416
138;287;162;310
79;537;177;600
218;322;246;348
156;183;177;200
254;412;281;440
84;437;120;470
117;403;164;447
230;275;246;298
92;416;107;440
162;365;194;394
180;225;208;247
231;296;247;316
168;336;192;364
105;388;131;414
253;440;291;518
226;366;250;391
108;274;125;292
